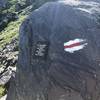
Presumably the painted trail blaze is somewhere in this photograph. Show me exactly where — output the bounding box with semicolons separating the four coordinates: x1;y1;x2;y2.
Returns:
64;39;88;53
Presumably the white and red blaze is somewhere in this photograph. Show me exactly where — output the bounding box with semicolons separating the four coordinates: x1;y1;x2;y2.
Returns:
64;39;88;53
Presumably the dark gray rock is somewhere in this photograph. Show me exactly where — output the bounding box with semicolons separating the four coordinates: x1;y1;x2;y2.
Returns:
0;0;8;9
32;0;57;10
7;1;100;100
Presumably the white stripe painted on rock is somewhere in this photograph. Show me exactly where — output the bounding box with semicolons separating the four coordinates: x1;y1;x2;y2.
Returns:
64;43;88;53
64;39;88;53
64;39;85;46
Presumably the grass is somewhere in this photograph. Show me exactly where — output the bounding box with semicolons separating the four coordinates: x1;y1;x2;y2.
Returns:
0;0;29;96
0;14;27;97
0;14;27;48
0;86;6;98
0;0;30;97
0;13;27;98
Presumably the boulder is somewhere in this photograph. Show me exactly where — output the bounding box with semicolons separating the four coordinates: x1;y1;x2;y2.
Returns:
7;0;100;100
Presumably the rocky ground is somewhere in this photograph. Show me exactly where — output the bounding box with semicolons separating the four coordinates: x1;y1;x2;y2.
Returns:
0;0;34;98
0;95;7;100
0;37;18;99
0;38;18;86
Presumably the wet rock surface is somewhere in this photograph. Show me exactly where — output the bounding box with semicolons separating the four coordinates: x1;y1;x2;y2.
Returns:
6;0;100;100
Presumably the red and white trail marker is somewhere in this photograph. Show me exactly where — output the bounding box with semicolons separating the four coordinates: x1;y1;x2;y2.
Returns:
64;39;88;53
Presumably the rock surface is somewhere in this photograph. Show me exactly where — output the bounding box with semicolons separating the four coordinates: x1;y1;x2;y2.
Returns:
0;39;18;86
0;0;8;9
0;95;7;100
7;0;100;100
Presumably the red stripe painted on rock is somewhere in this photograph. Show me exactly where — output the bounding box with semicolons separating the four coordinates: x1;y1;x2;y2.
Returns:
64;42;81;48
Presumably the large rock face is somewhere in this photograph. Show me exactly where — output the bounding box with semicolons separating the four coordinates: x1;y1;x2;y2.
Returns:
7;0;100;100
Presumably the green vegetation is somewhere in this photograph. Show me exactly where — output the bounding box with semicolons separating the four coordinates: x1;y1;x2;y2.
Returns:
0;13;27;98
0;0;29;97
1;0;17;13
0;0;50;98
9;0;17;4
0;86;6;98
0;14;27;48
